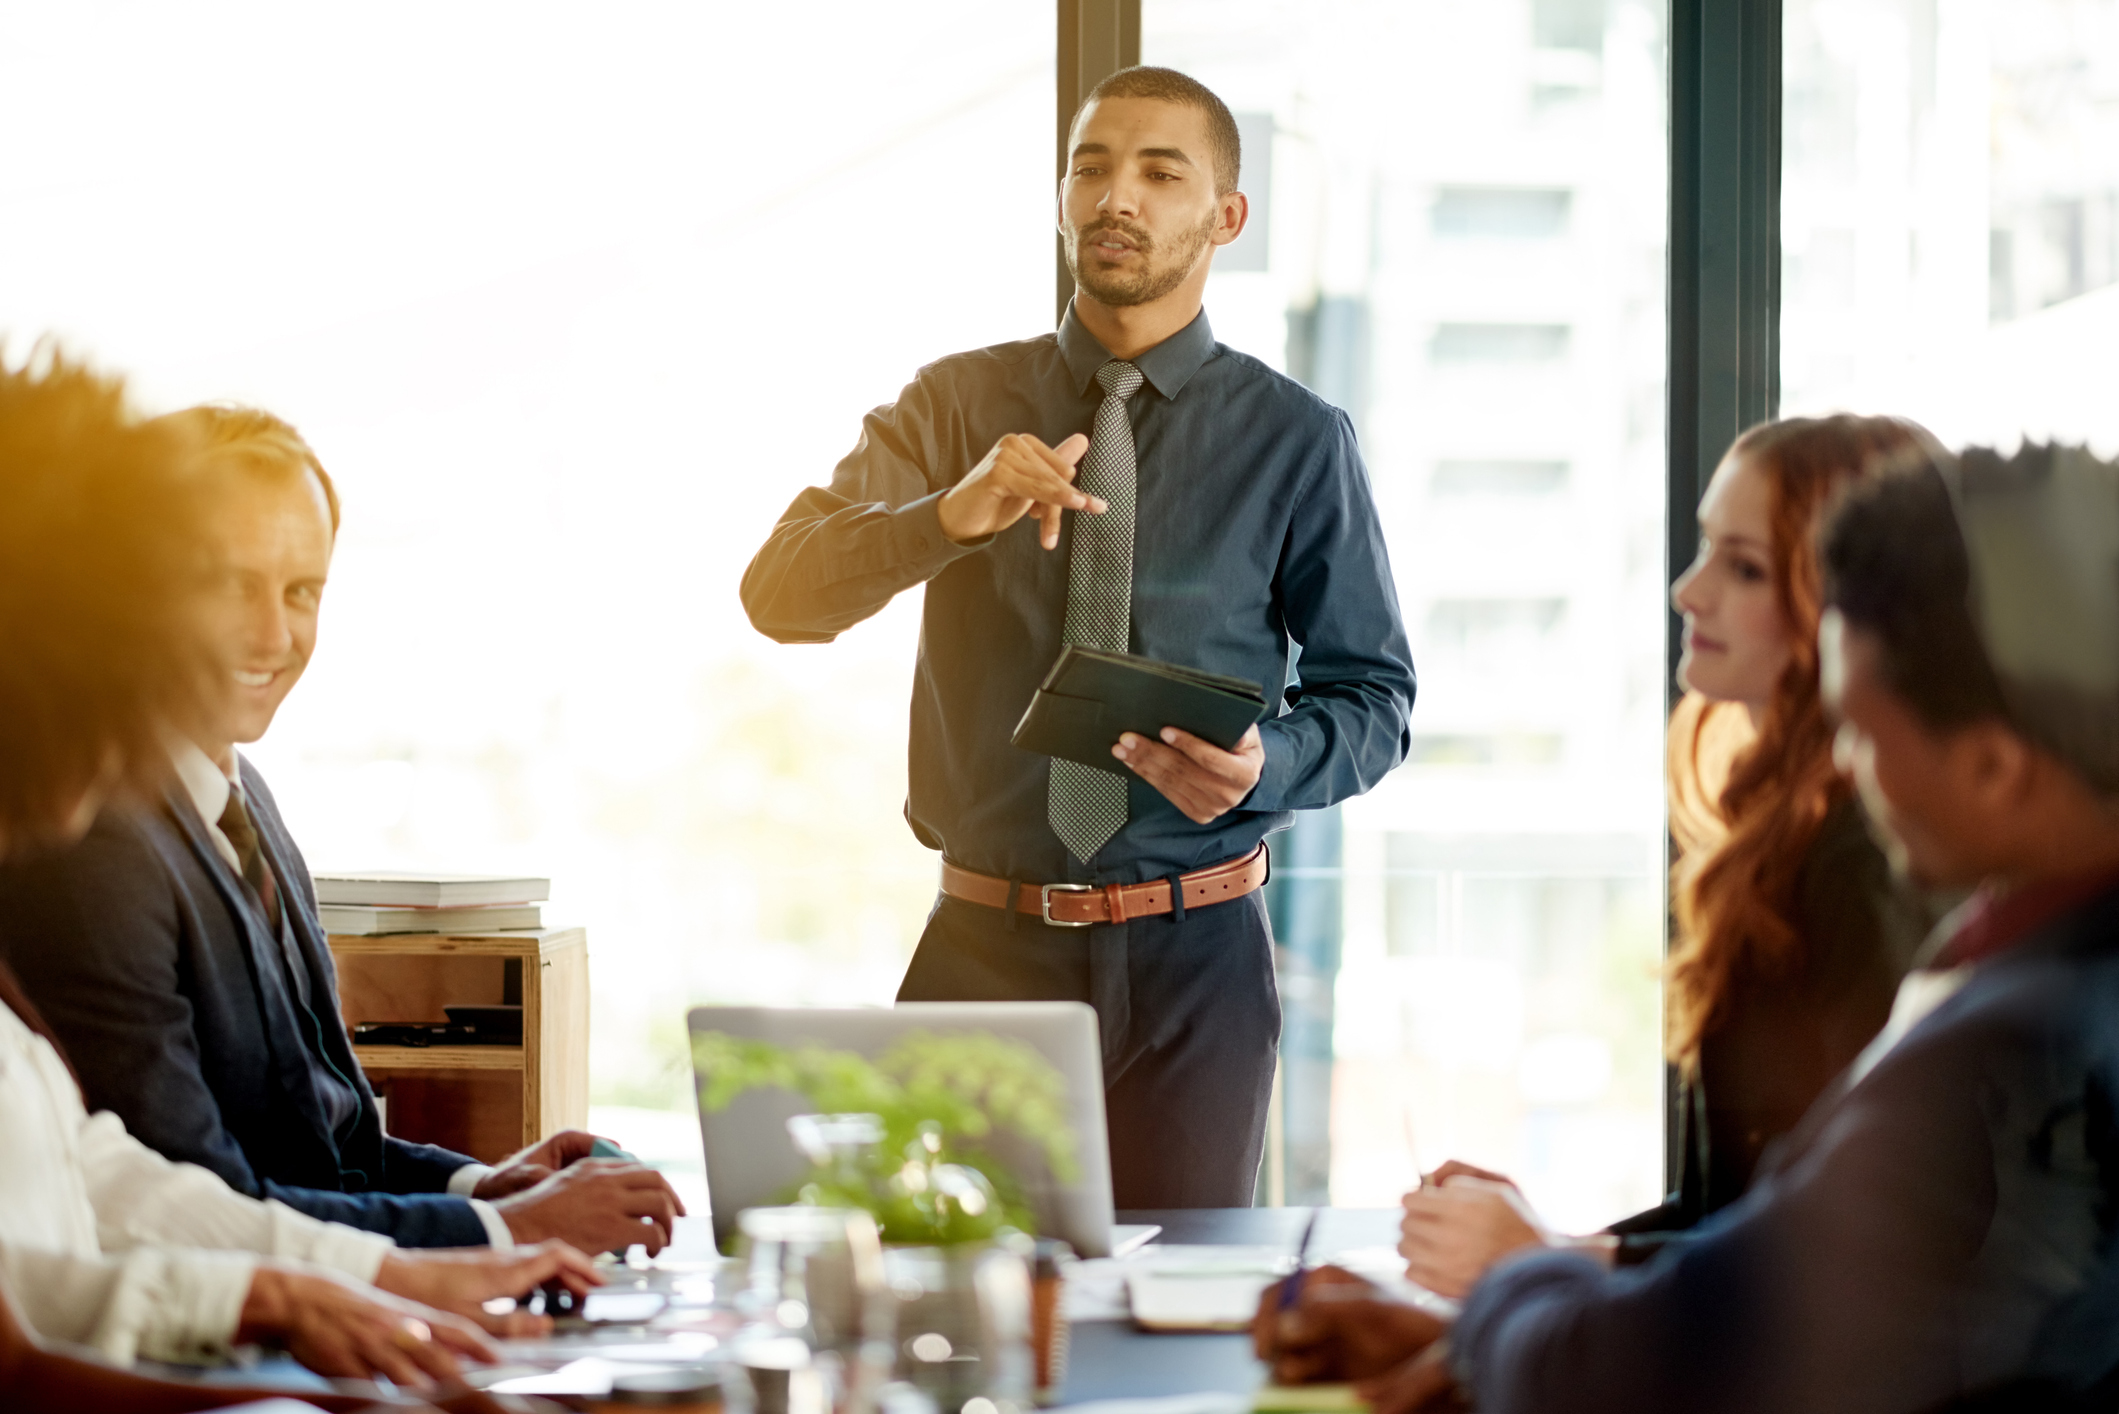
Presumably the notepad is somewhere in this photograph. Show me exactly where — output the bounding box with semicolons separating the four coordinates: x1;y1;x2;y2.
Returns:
1127;1269;1277;1332
1252;1385;1368;1412
1012;645;1267;771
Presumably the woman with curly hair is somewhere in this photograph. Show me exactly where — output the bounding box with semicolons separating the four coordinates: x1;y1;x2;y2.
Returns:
1392;414;1939;1292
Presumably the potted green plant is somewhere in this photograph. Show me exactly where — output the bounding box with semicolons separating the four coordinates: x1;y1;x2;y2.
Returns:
692;1028;1080;1413
690;1028;1080;1245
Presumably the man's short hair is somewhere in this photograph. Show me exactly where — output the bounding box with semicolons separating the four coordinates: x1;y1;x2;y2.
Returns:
156;403;339;535
1821;452;2011;734
0;347;208;847
1076;66;1242;196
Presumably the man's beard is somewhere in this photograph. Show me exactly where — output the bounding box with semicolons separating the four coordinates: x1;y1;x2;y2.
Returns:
1066;213;1217;308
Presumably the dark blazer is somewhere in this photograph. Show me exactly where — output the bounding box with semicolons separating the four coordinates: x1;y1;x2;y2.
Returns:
1455;878;2119;1413
1611;797;1929;1258
0;757;491;1247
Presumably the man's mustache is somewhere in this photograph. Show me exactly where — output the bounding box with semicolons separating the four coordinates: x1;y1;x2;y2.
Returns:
1076;218;1154;253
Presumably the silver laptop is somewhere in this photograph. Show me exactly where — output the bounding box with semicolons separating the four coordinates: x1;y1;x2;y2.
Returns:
687;1002;1157;1259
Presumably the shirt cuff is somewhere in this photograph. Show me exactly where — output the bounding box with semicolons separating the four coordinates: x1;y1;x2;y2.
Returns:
447;1162;496;1197
120;1248;258;1367
891;489;994;570
1245;717;1294;812
468;1197;516;1251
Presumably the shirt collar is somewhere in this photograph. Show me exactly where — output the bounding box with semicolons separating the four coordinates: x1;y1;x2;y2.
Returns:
1058;301;1217;402
1930;858;2119;969
168;738;238;831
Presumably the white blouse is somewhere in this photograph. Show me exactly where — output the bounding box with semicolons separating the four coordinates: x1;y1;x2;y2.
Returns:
0;999;394;1364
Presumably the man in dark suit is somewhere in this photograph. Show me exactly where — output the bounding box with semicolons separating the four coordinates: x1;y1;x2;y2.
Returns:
1252;444;2119;1411
0;405;682;1252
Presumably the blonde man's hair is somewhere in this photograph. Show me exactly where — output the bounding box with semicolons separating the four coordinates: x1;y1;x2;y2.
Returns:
157;403;340;534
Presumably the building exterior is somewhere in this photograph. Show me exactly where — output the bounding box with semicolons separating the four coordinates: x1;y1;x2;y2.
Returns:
1149;0;1672;1226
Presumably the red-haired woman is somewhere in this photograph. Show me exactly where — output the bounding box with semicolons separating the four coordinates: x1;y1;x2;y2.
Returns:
1392;415;1939;1295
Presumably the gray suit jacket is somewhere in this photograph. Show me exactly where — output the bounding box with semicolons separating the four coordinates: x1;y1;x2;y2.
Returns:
1455;879;2119;1413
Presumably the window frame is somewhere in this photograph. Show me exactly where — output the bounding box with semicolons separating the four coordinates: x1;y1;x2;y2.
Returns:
1056;0;1787;1204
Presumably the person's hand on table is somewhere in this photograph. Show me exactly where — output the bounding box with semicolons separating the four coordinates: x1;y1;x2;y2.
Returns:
237;1265;496;1389
1400;1165;1617;1298
1399;1173;1552;1299
423;1386;569;1414
492;1158;685;1254
1250;1265;1448;1385
471;1130;609;1200
938;432;1104;549
1357;1343;1468;1414
375;1240;602;1334
1418;1159;1519;1193
1113;724;1264;823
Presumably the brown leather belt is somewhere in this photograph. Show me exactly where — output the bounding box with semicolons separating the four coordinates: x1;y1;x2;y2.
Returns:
939;844;1270;929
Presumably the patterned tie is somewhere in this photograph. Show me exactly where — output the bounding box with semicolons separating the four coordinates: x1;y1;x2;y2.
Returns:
1048;359;1144;863
218;788;285;935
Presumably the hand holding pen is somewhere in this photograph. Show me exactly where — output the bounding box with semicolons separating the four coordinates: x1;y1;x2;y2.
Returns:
1277;1207;1321;1313
1253;1212;1450;1387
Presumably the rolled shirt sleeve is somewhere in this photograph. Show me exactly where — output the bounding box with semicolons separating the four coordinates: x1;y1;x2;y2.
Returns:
77;1108;393;1284
0;1239;257;1366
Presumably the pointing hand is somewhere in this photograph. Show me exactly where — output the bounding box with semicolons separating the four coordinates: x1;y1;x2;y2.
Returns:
938;432;1102;549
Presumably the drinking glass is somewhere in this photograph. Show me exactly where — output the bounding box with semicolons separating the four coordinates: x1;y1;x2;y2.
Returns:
738;1205;894;1414
883;1236;1033;1414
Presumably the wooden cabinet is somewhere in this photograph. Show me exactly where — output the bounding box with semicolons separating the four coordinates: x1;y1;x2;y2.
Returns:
327;928;589;1164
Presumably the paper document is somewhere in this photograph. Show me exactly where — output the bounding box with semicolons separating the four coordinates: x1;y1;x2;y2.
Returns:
1126;1269;1277;1332
1253;1385;1368;1412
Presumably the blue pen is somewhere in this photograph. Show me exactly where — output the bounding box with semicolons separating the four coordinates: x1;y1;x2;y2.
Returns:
1277;1208;1320;1311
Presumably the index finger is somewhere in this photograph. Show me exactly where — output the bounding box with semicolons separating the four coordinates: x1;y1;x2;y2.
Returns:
1252;1279;1289;1357
1147;727;1255;787
992;451;1108;514
545;1130;602;1164
509;1242;602;1295
385;1323;471;1388
654;1171;688;1218
1022;431;1089;470
1153;726;1225;763
427;1312;499;1364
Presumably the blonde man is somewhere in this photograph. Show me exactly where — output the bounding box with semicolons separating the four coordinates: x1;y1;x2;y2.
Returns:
0;350;598;1396
0;404;684;1256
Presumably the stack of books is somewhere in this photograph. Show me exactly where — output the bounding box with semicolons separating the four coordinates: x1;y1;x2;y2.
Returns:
311;871;551;936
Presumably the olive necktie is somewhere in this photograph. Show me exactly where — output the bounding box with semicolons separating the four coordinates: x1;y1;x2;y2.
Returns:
1047;359;1144;863
218;788;285;936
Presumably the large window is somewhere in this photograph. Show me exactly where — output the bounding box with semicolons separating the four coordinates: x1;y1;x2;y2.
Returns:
0;2;1053;1208
1145;0;1672;1228
1783;0;2119;455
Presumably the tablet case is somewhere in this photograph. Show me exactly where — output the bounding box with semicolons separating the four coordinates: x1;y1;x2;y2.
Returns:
1011;645;1267;771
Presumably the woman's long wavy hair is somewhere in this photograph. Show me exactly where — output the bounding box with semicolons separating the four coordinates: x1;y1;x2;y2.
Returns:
1665;414;1934;1068
1;347;206;1083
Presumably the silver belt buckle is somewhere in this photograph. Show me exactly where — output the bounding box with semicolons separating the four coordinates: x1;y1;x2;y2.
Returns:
1040;882;1097;928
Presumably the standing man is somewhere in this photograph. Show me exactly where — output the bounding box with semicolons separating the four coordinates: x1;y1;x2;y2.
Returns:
742;66;1415;1205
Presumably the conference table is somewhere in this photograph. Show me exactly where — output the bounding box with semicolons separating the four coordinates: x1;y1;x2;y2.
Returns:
196;1207;1405;1410
1061;1208;1402;1405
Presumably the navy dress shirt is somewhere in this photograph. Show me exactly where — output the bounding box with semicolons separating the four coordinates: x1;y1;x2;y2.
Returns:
742;306;1415;884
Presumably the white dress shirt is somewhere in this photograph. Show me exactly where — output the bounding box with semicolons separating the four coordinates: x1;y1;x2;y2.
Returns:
167;742;508;1246
0;998;394;1364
